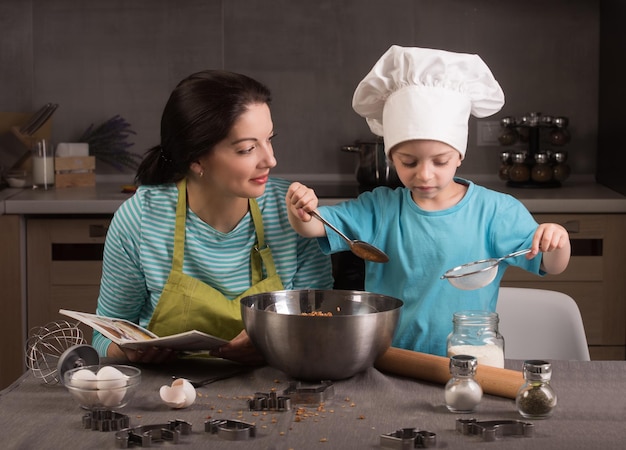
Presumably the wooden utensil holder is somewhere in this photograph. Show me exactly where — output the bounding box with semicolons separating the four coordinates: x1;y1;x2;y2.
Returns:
54;156;96;188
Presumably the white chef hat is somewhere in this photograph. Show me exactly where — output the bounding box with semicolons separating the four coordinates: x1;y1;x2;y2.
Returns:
352;45;505;158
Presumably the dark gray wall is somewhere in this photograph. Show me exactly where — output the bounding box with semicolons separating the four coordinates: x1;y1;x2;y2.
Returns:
0;0;599;178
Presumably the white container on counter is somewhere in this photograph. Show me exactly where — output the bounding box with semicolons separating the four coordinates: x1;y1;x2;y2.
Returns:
32;139;54;189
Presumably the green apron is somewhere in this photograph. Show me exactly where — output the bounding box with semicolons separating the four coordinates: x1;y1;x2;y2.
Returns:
147;178;284;340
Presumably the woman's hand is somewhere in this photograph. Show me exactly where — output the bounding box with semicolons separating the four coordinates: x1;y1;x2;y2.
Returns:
107;342;177;364
209;330;265;366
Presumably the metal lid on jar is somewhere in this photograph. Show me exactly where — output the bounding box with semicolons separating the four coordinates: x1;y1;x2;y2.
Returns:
450;354;478;375
523;360;552;380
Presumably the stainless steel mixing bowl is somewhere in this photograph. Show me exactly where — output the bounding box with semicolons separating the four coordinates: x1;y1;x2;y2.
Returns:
240;289;403;381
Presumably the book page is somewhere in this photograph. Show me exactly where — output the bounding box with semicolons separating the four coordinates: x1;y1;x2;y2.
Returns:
59;309;229;351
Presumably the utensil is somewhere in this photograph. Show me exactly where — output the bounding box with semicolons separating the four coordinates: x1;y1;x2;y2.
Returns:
441;249;532;290
309;210;389;263
25;103;58;136
375;347;524;399
25;320;89;385
172;367;252;388
241;289;403;380
19;103;52;135
341;138;402;188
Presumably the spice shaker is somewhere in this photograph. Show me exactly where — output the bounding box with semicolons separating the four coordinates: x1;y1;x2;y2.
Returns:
516;360;557;419
447;311;505;368
445;355;483;413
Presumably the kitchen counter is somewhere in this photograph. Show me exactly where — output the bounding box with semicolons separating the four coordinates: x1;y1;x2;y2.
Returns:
1;175;626;215
2;183;134;215
317;175;626;213
0;187;21;214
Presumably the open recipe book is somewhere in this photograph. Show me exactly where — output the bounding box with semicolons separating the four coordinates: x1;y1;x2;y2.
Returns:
59;309;228;352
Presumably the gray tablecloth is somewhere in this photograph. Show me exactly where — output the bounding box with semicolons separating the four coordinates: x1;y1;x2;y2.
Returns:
1;358;625;449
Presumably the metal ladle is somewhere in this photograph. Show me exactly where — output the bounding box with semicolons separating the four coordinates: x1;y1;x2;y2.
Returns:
309;210;389;263
441;248;532;290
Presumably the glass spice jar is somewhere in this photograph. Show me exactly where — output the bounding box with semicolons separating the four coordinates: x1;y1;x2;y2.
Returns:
447;311;505;368
516;360;557;419
508;152;530;183
445;355;483;413
498;151;512;181
531;152;553;183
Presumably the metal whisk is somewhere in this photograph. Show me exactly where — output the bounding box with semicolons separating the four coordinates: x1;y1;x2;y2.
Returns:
25;320;87;384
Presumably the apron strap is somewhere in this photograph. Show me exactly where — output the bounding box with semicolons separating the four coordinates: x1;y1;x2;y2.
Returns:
172;178;188;272
174;179;277;285
249;198;279;285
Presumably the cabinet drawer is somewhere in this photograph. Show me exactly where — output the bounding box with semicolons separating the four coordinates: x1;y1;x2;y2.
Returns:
534;214;608;237
52;261;104;285
27;217;111;332
503;256;602;282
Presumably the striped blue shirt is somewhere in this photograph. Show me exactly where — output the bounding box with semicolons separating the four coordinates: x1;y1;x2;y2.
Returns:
93;177;333;355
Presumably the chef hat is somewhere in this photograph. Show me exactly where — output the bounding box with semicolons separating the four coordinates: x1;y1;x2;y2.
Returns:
352;45;505;158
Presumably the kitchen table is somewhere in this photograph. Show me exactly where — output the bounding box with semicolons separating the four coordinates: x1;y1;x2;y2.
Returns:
1;357;624;449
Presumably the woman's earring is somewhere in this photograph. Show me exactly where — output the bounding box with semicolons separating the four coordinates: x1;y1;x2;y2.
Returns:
200;170;204;177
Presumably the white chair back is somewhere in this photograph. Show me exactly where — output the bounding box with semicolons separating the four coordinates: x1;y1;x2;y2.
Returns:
496;287;590;361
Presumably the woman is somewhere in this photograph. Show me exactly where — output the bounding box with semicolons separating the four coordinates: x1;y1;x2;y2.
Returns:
94;70;334;364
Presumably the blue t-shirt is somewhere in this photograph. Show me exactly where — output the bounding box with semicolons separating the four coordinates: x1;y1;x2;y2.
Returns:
318;178;542;356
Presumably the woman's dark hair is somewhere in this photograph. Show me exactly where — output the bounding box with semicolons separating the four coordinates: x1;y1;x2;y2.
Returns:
135;70;272;185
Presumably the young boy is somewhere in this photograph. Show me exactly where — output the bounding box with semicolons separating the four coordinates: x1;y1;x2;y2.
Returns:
286;46;570;357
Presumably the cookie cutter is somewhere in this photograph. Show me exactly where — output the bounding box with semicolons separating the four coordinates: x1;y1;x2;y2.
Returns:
205;419;256;441
282;380;334;404
456;418;534;442
83;409;130;432
248;390;292;411
380;427;437;449
115;419;192;448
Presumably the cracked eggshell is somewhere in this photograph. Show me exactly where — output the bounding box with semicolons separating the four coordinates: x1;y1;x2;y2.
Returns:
96;366;128;407
160;378;196;408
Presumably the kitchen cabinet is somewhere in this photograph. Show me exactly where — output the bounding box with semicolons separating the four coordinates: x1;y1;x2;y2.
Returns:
0;215;24;390
501;213;626;360
18;212;626;365
26;216;110;341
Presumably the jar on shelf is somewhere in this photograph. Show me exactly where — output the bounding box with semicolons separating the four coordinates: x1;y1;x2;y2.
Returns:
445;355;483;413
516;360;557;419
498;151;512;181
446;311;505;368
531;152;553;183
549;116;570;146
508;152;530;183
552;151;571;182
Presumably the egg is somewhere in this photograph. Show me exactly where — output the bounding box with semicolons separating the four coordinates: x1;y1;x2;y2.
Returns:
70;369;99;405
159;378;196;409
96;366;128;407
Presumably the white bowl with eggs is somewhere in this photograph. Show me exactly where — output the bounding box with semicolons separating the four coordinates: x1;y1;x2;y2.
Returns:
62;365;141;410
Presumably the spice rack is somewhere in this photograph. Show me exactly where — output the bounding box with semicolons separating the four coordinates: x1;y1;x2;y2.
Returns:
497;112;571;188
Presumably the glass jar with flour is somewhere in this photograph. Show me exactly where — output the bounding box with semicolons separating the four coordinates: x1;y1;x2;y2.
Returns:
447;311;505;368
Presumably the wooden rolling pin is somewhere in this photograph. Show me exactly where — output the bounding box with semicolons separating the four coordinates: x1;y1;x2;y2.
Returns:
375;347;524;399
